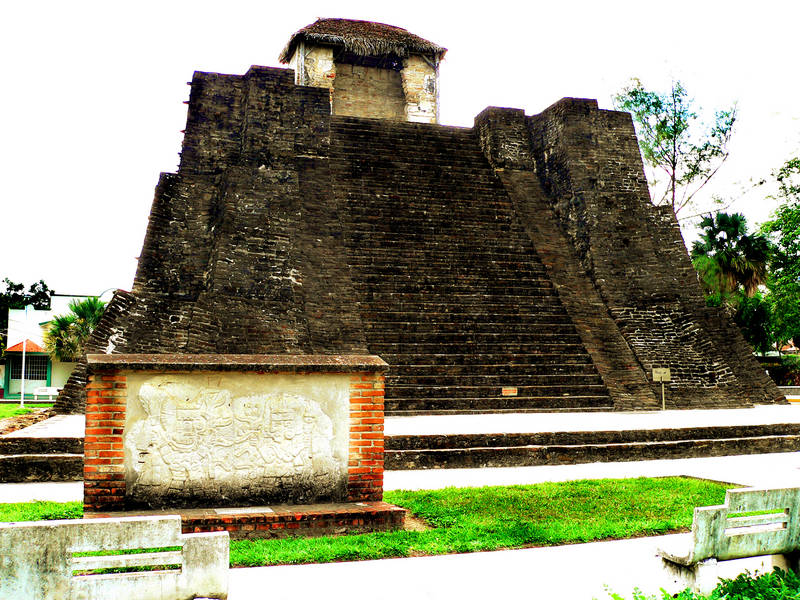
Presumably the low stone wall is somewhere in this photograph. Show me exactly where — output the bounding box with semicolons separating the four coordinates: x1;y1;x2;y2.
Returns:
84;354;387;513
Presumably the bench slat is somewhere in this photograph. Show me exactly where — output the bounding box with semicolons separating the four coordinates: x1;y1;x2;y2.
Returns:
71;551;183;571
726;513;789;529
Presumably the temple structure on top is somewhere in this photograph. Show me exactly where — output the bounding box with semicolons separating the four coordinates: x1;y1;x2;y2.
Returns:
279;18;445;123
53;19;784;416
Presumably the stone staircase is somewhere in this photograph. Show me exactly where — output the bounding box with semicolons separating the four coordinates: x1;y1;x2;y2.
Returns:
0;437;83;482
385;423;800;470
330;116;612;415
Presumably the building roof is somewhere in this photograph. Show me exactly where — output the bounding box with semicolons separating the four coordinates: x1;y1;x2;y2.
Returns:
6;339;45;353
279;18;446;63
6;294;91;351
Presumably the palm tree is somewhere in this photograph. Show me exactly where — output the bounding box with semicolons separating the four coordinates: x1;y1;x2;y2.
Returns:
44;297;106;362
691;212;770;299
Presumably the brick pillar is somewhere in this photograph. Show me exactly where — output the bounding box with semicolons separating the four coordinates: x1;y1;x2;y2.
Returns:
84;372;127;512
347;372;385;501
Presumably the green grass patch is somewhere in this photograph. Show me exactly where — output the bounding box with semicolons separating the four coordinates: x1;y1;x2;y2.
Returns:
0;500;83;522
230;476;729;567
0;478;730;568
0;403;53;420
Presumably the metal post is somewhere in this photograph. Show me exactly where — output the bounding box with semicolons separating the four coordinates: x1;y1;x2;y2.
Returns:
20;337;26;409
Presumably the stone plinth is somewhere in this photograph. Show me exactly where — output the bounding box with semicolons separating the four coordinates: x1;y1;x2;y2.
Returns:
83;354;387;513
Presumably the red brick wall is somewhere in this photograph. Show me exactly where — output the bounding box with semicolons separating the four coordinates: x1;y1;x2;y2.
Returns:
84;372;127;511
348;372;385;501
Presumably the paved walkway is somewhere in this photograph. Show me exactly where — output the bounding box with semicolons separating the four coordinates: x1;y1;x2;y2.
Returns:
229;534;787;600
3;406;800;598
384;404;800;435
2;414;84;438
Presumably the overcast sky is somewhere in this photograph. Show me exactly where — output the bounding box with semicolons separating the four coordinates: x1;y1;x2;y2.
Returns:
2;0;798;297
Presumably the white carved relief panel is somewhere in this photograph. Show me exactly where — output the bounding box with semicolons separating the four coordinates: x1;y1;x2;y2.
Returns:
123;373;349;507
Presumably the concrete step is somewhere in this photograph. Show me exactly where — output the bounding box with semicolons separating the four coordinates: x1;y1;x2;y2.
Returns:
0;437;83;455
0;436;84;482
0;454;83;483
89;501;407;540
385;424;800;469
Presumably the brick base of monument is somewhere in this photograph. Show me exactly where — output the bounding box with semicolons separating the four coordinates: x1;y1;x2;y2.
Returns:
86;501;407;540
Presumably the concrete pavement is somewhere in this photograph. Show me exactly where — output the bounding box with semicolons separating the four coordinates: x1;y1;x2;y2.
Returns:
3;406;800;598
228;534;789;600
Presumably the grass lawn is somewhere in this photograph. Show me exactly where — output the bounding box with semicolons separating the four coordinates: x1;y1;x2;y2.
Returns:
0;477;729;567
233;477;728;567
0;403;53;420
0;500;82;522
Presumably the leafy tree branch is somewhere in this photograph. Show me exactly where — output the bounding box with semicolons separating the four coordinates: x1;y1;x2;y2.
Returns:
614;79;736;216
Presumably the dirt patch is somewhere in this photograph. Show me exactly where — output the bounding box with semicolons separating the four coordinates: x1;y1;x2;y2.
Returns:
0;409;55;436
403;515;433;532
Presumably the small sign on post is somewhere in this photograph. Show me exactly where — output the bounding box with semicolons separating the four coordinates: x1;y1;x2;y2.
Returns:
653;368;671;410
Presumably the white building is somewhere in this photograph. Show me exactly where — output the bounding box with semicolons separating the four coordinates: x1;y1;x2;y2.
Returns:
2;294;90;400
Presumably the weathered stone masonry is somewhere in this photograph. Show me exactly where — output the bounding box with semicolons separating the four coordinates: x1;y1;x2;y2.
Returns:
54;46;783;416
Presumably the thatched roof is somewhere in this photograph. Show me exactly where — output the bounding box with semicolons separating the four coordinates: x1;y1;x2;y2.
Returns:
279;18;446;63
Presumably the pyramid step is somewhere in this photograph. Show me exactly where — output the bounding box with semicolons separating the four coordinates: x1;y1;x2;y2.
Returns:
362;314;576;326
385;374;605;387
379;353;595;366
370;343;591;354
385;384;609;399
367;332;585;345
355;286;559;298
360;298;567;310
385;396;613;413
357;276;554;287
392;363;601;376
365;323;580;335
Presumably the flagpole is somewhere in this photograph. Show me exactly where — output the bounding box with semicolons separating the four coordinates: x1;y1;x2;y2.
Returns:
19;304;31;409
20;335;26;409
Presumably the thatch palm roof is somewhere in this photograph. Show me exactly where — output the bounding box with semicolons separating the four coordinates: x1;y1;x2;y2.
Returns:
279;18;446;63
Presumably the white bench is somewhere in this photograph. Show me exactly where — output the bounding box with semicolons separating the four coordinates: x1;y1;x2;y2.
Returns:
33;386;60;401
0;515;228;600
659;487;800;594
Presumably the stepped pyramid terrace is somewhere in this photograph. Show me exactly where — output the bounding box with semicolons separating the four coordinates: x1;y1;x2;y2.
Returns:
34;21;791;514
54;18;782;417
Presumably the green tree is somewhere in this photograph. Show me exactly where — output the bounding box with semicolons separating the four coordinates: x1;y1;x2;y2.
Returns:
613;79;737;215
44;297;106;362
691;212;774;354
690;212;770;300
761;157;800;349
0;279;51;352
733;292;773;355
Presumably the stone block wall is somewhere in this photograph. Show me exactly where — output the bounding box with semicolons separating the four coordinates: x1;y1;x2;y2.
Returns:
477;100;783;407
333;63;406;120
54;65;783;416
289;43;336;89
83;355;386;513
401;55;438;123
287;44;438;123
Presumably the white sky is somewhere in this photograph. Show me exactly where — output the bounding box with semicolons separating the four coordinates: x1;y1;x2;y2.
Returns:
2;0;798;296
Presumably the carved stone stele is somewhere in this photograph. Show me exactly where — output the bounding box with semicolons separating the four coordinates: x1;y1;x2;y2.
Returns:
123;373;350;508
